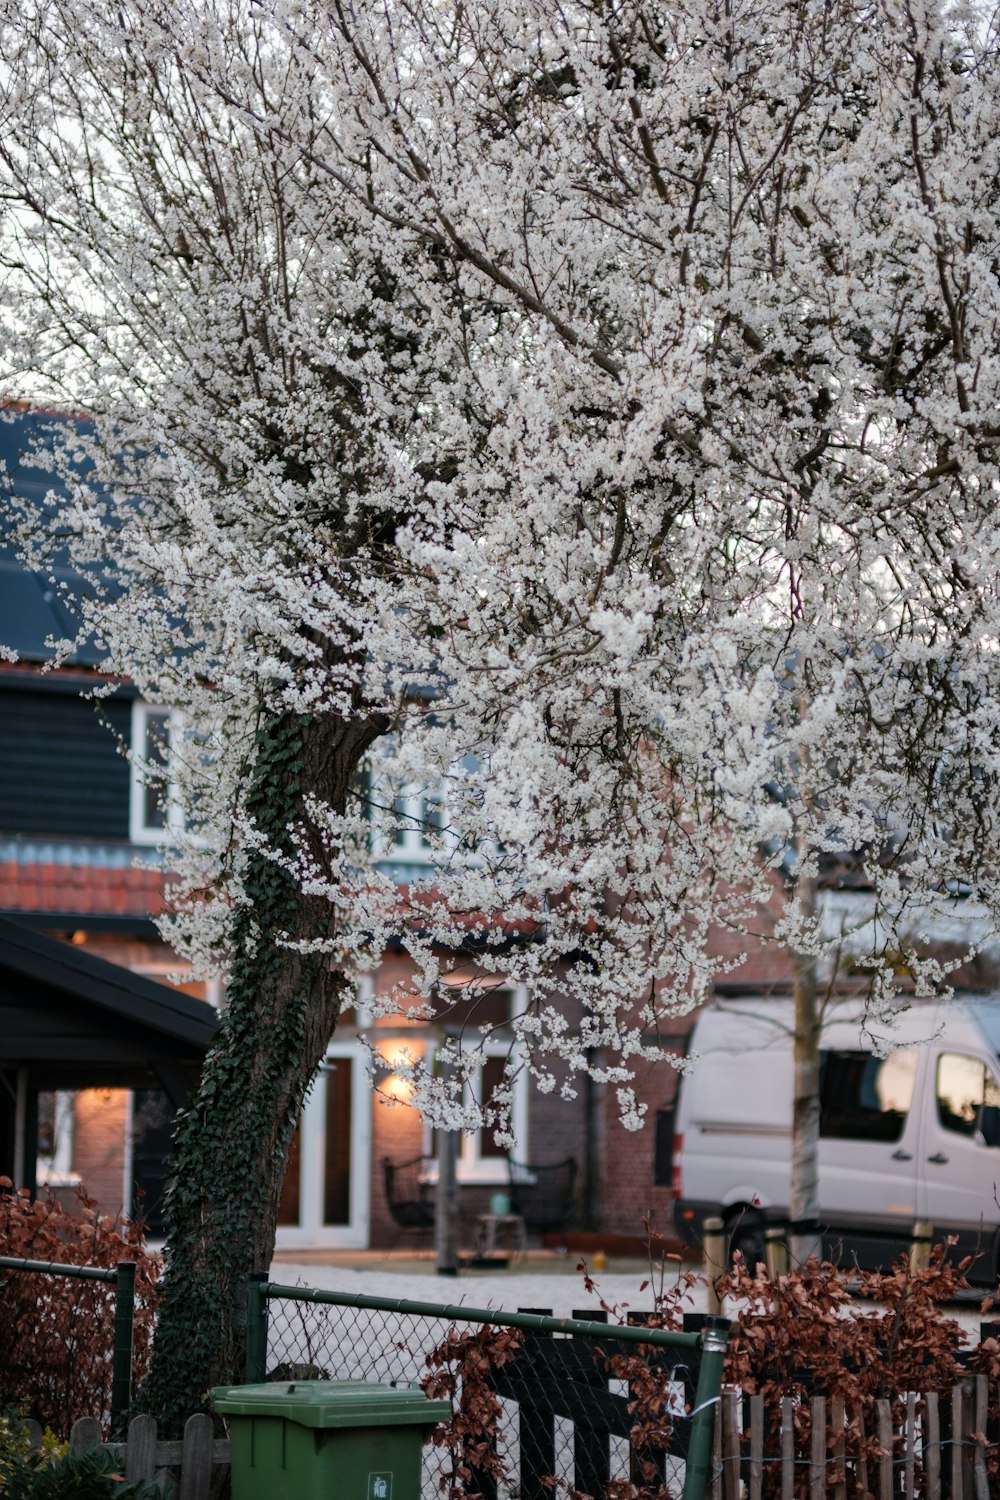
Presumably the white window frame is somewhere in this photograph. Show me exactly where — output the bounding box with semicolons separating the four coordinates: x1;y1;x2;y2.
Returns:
274;1039;372;1250
366;746;447;866
129;701;184;846
35;1090;78;1188
424;984;528;1184
386;777;446;864
367;753;492;869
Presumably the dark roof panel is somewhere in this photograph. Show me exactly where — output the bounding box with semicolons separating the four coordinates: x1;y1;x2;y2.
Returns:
0;915;218;1050
0;410;111;666
0;563;67;661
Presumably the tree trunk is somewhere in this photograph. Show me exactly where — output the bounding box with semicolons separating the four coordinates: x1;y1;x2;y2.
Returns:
789;870;822;1268
435;1114;459;1277
138;705;385;1432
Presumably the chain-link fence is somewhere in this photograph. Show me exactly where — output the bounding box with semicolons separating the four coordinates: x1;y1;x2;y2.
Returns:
0;1255;136;1435
247;1281;729;1500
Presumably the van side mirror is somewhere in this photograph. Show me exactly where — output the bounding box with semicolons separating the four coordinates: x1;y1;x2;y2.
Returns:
978;1105;1000;1148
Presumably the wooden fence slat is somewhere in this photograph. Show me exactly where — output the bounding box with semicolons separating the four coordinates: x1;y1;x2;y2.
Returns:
952;1383;965;1500
855;1402;868;1498
959;1377;976;1500
830;1395;846;1500
69;1417;102;1456
569;1308;607;1500
748;1393;763;1500
904;1392;916;1500
973;1372;989;1500
876;1397;892;1500
810;1395;825;1500
124;1414;158;1485
780;1396;794;1500
710;1384;722;1500
179;1413;215;1500
721;1389;740;1500
515;1315;556;1500
924;1391;940;1499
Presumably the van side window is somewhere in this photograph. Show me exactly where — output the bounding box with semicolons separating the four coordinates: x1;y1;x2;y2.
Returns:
819;1049;917;1142
936;1054;1000;1141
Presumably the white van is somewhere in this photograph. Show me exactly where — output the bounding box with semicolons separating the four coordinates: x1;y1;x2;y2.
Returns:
671;994;1000;1281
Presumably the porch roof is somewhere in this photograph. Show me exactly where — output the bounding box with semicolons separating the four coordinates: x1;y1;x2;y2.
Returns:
0;916;217;1100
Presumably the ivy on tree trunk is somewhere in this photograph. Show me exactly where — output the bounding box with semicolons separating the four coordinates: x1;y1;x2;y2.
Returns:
137;705;383;1432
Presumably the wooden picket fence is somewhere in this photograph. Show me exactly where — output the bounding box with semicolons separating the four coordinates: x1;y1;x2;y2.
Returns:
25;1414;230;1499
23;1377;997;1499
709;1376;992;1499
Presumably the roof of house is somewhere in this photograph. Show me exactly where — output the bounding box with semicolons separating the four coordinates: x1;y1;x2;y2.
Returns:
0;409;108;667
0;916;218;1096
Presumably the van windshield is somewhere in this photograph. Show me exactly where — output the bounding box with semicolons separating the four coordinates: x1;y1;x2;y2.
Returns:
819;1049;918;1142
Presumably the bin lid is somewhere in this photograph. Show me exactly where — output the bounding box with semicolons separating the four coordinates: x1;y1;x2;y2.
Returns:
210;1379;453;1430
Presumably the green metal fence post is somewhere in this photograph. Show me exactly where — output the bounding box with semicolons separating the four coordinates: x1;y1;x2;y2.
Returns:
245;1272;269;1383
110;1261;136;1437
682;1314;729;1500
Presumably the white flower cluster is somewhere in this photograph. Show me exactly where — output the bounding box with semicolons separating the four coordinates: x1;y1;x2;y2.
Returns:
3;0;1000;1139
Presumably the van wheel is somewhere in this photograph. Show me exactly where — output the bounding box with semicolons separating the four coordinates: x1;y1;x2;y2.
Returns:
726;1210;766;1276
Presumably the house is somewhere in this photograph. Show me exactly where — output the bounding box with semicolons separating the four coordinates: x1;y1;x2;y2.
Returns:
0;409;602;1248
10;410;877;1253
0;915;216;1212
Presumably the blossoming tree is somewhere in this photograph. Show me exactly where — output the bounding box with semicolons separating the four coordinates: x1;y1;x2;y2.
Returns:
3;0;1000;1422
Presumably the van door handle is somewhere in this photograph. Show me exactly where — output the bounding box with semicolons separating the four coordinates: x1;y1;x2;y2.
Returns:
891;1149;913;1161
927;1153;949;1165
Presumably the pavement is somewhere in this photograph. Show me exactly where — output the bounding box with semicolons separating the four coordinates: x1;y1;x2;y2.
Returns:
268;1246;992;1341
268;1247;694;1320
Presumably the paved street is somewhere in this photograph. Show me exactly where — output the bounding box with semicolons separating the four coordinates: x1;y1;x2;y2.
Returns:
270;1248;992;1345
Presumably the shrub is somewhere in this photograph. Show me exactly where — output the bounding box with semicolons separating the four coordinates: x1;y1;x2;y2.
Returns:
0;1182;160;1436
3;1447;160;1499
421;1324;523;1500
420;1243;984;1500
717;1247;970;1497
0;1415;67;1496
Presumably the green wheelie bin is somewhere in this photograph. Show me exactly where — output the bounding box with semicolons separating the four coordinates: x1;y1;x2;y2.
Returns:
211;1379;453;1500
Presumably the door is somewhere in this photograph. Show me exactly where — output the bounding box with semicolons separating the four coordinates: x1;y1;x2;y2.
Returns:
131;1089;177;1239
918;1048;1000;1270
275;1044;371;1250
817;1045;922;1268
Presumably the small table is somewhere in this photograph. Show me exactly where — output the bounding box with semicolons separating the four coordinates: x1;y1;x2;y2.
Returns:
476;1212;527;1256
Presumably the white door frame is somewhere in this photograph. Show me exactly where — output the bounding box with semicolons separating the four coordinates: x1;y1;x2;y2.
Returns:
274;1039;371;1250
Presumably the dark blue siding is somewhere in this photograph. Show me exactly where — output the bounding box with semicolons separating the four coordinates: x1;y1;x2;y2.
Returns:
0;686;131;840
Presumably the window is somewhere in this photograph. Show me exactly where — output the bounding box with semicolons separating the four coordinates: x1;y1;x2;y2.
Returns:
819;1048;917;1143
361;741;495;868
936;1053;1000;1140
389;778;446;862
35;1091;76;1187
460;1053;512;1170
654;1107;676;1187
358;751;444;866
129;702;183;845
426;985;528;1182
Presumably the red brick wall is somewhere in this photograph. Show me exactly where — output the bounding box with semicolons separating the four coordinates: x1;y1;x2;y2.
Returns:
72;1089;129;1217
0;862;165;916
